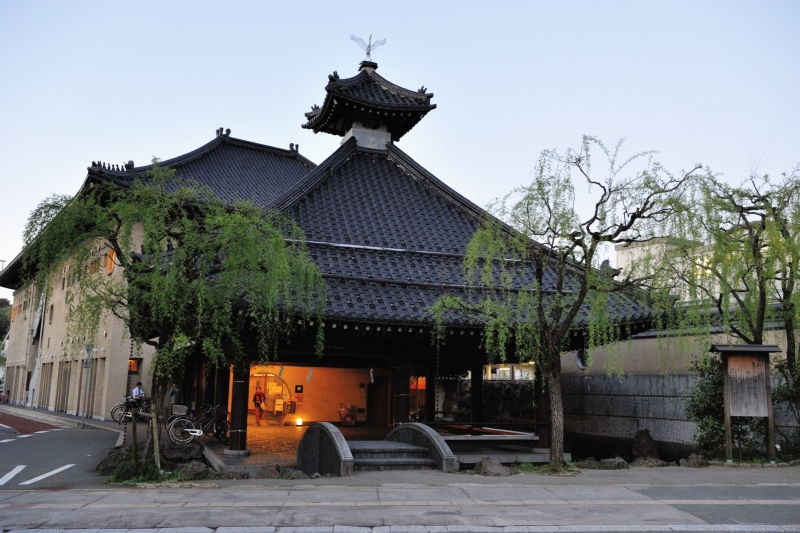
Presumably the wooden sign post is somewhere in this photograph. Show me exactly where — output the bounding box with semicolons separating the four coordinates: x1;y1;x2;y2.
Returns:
710;344;780;463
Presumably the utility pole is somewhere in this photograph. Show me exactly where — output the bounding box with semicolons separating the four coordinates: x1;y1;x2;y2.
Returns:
81;343;93;428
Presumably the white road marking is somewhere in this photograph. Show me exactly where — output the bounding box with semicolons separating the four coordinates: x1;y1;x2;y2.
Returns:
19;464;75;485
34;430;51;434
16;434;32;438
0;466;26;485
0;439;15;443
0;423;12;429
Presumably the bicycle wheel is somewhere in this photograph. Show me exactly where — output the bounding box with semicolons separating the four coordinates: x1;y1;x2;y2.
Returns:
168;417;196;445
214;419;230;445
163;413;180;432
116;406;133;424
110;404;124;423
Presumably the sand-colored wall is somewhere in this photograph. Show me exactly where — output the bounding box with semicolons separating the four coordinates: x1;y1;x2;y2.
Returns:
561;329;794;377
4;228;155;418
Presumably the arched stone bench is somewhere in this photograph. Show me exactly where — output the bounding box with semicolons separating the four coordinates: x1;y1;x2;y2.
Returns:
296;422;354;476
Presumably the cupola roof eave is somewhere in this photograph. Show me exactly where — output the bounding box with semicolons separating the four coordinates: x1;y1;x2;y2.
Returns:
302;62;435;142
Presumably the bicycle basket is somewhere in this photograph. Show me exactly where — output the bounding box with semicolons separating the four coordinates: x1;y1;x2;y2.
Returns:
172;404;189;415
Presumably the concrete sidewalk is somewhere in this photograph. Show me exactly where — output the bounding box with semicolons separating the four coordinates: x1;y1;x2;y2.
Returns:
0;471;799;532
1;527;799;533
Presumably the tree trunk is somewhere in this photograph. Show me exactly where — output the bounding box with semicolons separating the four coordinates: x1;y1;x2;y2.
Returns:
547;368;565;467
786;307;797;379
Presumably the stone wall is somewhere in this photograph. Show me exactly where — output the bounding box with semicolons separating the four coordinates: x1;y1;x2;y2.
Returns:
561;374;800;460
439;374;798;459
562;374;697;446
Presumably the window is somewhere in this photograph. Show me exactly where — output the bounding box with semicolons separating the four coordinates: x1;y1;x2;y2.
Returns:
106;249;116;274
49;304;54;324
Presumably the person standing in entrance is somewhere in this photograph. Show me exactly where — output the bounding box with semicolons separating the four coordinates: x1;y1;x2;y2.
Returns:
252;386;266;426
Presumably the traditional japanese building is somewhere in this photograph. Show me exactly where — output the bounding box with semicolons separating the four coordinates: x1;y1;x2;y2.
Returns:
0;60;654;458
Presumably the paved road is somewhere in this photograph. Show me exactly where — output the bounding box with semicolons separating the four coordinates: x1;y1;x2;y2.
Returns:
0;468;798;531
0;411;117;490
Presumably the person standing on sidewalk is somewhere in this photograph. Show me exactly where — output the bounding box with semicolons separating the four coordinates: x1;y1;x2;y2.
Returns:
252;386;266;426
169;382;183;405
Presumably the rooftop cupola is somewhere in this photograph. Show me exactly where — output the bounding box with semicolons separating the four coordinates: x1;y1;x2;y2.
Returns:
302;62;435;150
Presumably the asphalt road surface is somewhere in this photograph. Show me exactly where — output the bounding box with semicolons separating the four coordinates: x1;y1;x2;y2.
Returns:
0;411;117;490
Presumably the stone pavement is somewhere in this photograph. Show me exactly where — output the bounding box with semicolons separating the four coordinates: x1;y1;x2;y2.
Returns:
4;525;800;533
0;467;799;532
2;403;799;532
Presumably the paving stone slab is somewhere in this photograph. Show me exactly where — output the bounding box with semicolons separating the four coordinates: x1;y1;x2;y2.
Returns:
217;529;277;533
6;530;66;533
276;528;334;533
157;529;215;533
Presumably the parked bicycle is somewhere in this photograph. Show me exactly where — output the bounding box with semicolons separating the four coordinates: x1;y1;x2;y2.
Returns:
167;402;229;445
110;395;151;424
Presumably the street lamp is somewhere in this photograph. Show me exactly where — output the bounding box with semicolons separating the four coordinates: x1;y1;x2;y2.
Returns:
81;343;94;428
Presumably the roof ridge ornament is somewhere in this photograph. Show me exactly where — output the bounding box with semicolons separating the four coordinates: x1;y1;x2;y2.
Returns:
350;34;386;62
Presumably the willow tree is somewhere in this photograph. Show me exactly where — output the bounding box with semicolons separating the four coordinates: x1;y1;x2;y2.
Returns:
654;169;800;445
433;136;699;467
22;161;326;409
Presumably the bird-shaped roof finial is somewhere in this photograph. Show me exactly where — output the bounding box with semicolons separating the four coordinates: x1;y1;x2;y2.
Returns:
350;34;386;62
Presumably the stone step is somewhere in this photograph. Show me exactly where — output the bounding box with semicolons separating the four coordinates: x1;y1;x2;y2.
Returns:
351;450;428;460
347;440;428;454
353;457;437;471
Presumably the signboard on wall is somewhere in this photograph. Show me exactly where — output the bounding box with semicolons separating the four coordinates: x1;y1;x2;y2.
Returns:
711;344;780;462
128;358;142;375
727;355;769;417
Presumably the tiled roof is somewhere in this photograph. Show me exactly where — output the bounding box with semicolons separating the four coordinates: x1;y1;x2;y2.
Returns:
303;67;436;141
88;135;315;208
276;139;653;328
2;128;655;331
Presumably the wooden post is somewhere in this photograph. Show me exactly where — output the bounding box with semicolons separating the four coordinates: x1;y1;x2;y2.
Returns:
226;360;250;456
722;354;733;462
130;411;138;461
470;356;483;424
151;414;161;470
394;368;410;425
425;357;437;423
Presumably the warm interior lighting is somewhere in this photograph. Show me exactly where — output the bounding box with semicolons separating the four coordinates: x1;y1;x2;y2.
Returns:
295;418;303;426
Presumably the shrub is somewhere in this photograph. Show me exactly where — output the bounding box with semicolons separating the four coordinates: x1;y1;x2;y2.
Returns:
683;354;765;459
110;459;162;483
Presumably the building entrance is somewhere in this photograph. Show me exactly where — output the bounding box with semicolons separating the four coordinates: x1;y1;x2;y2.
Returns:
248;365;376;427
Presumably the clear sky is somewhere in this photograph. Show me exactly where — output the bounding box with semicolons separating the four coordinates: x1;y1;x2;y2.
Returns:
1;1;798;302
